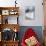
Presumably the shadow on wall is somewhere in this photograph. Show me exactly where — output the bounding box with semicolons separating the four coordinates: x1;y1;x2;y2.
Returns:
18;26;43;44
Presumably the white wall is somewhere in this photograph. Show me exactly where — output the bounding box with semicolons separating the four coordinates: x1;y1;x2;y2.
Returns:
0;0;44;26
18;0;44;26
0;0;15;7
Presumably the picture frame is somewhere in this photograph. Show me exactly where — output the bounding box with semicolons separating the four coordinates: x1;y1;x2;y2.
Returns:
25;6;35;20
9;10;18;15
2;10;9;15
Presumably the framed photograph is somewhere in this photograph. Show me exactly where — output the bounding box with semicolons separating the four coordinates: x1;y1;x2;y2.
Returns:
25;6;35;20
2;10;9;15
10;11;17;15
9;10;17;15
10;11;15;15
